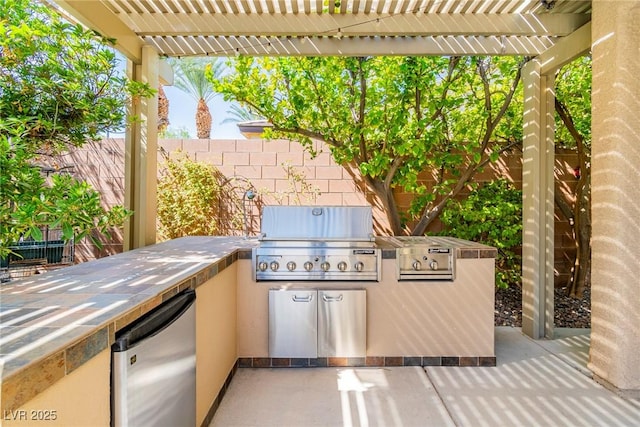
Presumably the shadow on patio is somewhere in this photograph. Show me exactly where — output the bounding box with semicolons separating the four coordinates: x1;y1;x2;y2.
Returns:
210;327;640;427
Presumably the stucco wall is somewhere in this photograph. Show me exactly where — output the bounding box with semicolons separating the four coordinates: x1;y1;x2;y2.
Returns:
195;263;238;426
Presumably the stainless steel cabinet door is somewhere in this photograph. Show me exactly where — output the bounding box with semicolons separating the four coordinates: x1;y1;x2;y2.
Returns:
318;290;366;357
269;290;318;358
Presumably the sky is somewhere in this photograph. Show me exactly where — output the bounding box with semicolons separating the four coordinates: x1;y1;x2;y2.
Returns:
110;52;244;140
161;85;245;140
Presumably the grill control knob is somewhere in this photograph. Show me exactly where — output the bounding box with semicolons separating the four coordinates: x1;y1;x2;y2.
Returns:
270;261;280;271
337;261;348;271
258;261;268;271
304;261;314;271
412;260;422;271
286;261;296;271
320;262;331;272
429;260;439;271
354;261;364;272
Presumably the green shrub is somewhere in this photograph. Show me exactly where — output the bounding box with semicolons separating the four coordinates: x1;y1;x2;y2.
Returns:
436;179;522;288
157;151;222;239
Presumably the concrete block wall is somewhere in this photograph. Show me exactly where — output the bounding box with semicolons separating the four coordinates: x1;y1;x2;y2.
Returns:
65;138;580;286
158;138;370;207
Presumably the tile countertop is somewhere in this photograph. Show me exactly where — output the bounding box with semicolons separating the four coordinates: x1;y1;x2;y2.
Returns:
375;235;498;259
0;236;258;412
0;235;495;412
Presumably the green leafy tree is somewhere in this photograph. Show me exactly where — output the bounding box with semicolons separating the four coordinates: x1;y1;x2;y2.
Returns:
168;57;226;138
212;56;523;235
437;179;522;289
158;85;170;133
161;126;191;139
554;55;592;297
0;0;153;257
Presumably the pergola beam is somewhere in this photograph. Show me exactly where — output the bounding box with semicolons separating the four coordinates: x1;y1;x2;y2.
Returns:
53;0;145;63
128;13;590;38
144;35;557;57
539;22;592;74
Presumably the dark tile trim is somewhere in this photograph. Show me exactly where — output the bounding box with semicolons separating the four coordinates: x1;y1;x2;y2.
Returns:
458;248;498;259
235;356;496;368
272;358;291;367
458;249;479;259
479;356;498;367
460;356;479;367
365;356;385;366
479;249;498;259
422;357;442;366
65;326;109;374
384;357;404;366
310;358;328;367
329;357;366;367
442;356;460;366
404;356;422;366
238;357;253;368
381;249;397;259
200;360;239;427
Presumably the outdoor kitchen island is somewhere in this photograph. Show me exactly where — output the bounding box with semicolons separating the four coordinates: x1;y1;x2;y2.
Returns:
1;234;496;427
238;235;497;368
241;206;497;368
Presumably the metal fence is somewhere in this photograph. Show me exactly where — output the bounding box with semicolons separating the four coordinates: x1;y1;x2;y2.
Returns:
1;229;74;282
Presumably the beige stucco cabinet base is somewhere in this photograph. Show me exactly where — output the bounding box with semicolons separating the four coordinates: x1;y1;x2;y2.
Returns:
237;257;495;361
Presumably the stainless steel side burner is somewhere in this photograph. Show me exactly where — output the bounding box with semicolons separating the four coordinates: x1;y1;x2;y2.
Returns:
252;206;381;281
390;236;456;281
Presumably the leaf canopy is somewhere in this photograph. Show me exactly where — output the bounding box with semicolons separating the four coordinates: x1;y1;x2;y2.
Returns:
214;55;524;233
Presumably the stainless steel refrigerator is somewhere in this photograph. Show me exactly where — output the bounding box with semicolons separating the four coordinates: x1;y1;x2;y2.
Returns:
112;290;196;427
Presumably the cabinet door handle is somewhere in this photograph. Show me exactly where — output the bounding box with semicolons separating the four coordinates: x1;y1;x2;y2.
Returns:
292;295;313;302
322;294;343;302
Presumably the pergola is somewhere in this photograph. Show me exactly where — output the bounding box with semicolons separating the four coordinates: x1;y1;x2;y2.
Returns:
50;0;639;397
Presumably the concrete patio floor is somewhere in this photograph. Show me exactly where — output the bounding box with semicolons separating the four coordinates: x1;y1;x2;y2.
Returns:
210;327;640;427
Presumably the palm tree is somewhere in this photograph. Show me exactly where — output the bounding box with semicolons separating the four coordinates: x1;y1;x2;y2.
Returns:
157;85;170;134
220;104;263;124
169;57;225;139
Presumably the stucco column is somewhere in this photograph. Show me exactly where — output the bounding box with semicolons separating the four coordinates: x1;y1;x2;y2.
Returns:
589;0;640;397
124;45;159;250
521;60;555;340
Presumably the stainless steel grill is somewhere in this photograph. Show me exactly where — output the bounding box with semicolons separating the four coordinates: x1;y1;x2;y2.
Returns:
389;236;455;281
252;206;381;281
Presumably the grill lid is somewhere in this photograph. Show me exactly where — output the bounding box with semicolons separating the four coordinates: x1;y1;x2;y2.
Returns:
258;206;374;241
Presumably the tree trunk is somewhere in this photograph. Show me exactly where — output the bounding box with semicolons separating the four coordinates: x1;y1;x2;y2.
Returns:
157;85;170;133
569;177;591;297
554;98;591;298
366;177;404;235
196;98;211;139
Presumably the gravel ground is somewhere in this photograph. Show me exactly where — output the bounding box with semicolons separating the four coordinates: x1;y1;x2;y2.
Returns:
494;284;591;328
